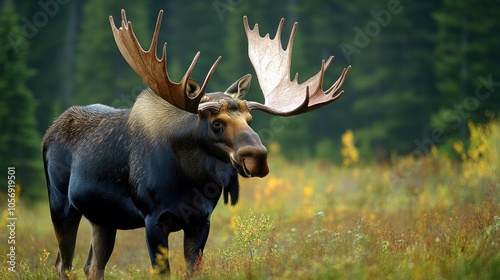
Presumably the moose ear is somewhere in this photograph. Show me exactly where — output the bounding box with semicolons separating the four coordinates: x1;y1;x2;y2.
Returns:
224;74;252;100
186;79;201;97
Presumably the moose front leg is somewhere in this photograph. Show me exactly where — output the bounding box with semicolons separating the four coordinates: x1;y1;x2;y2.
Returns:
145;218;171;275
183;220;210;275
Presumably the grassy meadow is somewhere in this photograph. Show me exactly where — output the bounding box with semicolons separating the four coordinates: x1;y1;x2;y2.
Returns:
1;120;499;279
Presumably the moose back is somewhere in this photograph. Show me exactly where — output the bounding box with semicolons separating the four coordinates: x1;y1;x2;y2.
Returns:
42;9;350;279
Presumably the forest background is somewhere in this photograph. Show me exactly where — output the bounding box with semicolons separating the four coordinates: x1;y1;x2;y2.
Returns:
1;0;499;199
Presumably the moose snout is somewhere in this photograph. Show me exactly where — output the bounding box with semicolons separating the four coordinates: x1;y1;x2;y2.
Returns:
237;145;269;178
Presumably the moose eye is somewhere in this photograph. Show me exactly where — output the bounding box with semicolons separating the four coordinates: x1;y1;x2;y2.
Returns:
212;120;223;132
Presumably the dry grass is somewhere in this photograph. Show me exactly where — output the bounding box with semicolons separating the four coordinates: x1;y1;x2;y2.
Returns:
1;120;499;279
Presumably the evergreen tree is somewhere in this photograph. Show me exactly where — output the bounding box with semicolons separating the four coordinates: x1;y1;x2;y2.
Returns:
337;0;439;159
16;0;77;134
0;0;43;199
74;1;149;106
433;0;500;152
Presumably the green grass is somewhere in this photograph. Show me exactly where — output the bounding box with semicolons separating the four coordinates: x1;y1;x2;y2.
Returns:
1;121;499;279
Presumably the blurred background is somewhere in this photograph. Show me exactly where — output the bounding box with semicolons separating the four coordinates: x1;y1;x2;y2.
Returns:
1;0;499;199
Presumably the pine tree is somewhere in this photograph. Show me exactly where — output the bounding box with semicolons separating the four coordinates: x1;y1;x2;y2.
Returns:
0;0;43;199
336;0;439;159
74;1;149;106
17;0;77;135
433;0;500;152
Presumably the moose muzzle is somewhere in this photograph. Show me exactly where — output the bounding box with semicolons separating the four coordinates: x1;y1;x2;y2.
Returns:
232;130;269;178
236;145;269;178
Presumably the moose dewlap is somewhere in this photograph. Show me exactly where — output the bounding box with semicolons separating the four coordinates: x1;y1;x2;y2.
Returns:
42;9;350;279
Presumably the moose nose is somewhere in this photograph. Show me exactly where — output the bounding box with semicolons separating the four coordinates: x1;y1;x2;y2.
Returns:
237;145;269;178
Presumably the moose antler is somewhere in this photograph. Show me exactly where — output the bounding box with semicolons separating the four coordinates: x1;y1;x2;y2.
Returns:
243;16;351;116
110;10;222;113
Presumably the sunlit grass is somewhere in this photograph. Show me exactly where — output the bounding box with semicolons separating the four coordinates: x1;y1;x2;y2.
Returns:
1;120;499;279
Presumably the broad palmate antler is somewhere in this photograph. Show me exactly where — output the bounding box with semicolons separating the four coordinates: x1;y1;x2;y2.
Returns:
109;10;222;113
243;16;351;116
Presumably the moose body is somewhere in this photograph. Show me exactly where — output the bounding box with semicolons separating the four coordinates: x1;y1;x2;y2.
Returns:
43;84;266;278
43;9;350;279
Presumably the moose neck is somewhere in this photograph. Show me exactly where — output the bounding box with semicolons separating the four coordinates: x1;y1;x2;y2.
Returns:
128;89;197;143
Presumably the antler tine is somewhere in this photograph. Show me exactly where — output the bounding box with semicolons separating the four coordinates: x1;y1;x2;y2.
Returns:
243;16;351;116
327;65;351;96
285;21;298;52
274;18;285;48
199;55;222;96
121;9;128;26
110;9;222;114
307;66;351;112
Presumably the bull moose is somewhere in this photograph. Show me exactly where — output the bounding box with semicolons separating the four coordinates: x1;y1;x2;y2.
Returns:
42;9;350;279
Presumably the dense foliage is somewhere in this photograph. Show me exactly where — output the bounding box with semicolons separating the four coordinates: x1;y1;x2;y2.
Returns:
1;1;499;197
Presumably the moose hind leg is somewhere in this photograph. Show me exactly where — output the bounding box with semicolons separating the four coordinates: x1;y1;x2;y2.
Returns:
51;206;82;279
84;223;117;280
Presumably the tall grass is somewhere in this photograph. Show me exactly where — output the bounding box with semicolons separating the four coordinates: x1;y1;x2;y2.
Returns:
1;120;499;279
